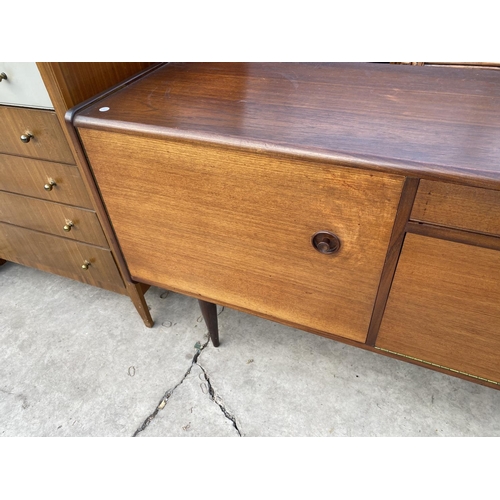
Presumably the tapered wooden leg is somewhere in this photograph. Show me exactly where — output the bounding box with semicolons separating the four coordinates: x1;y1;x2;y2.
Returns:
198;299;220;347
126;281;154;328
0;259;6;266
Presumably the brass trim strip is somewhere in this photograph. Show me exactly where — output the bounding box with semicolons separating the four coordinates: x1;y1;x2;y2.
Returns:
374;347;500;385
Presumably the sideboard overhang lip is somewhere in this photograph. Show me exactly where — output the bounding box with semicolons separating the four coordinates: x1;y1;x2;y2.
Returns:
68;62;500;191
70;117;500;192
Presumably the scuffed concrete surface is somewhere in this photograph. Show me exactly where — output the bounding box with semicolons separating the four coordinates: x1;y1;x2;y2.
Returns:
1;262;500;437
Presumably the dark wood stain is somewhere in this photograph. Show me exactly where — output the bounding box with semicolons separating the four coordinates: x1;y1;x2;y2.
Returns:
198;300;220;347
366;177;420;346
73;63;500;189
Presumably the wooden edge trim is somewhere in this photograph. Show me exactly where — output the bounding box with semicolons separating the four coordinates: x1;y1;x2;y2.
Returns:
72;117;500;192
36;63;75;133
406;222;500;251
63;123;132;282
61;64;164;285
365;177;420;346
74;117;500;190
375;347;500;388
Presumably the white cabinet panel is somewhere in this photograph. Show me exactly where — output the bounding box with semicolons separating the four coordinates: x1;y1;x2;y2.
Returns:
0;62;53;109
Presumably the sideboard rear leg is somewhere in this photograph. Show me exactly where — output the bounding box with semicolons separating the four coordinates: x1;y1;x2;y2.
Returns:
198;299;220;347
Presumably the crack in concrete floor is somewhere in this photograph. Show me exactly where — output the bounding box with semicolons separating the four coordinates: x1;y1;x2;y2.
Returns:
133;336;241;437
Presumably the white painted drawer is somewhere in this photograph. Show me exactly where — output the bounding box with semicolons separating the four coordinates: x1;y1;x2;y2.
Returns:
0;62;53;109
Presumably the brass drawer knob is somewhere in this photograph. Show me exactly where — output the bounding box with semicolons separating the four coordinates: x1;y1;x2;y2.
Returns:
44;180;57;191
312;231;341;254
0;72;7;82
20;132;34;143
81;260;91;270
63;221;74;232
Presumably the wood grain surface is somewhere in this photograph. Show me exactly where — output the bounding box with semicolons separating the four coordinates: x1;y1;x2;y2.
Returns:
37;63;155;111
412;180;500;236
80;129;404;342
406;222;500;251
0;106;74;164
377;234;500;383
0;191;107;247
365;177;419;346
73;62;500;188
0;222;125;292
0;154;92;208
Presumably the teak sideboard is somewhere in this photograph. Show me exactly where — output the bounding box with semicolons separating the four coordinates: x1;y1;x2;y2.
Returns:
66;62;500;390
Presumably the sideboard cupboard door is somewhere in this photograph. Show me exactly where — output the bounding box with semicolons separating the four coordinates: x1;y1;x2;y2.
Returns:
376;234;500;384
79;130;404;342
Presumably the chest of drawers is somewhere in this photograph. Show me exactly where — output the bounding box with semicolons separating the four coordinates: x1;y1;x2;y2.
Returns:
0;62;155;324
69;62;500;390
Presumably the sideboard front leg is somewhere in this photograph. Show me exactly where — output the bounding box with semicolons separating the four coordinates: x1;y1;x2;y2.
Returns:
198;299;220;347
126;281;154;328
0;259;6;266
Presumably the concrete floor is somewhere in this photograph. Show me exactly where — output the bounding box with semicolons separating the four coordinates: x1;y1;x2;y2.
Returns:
1;261;499;437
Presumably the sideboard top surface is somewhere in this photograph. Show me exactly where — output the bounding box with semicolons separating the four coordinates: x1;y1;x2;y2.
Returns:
72;62;500;188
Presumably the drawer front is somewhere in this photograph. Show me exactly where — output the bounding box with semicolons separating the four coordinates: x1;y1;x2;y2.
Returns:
377;234;500;384
0;191;108;247
80;130;404;342
412;180;500;236
0;154;92;208
0;106;74;164
0;62;53;109
0;222;125;292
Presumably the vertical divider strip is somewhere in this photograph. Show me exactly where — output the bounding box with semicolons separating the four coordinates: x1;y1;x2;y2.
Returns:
365;177;420;346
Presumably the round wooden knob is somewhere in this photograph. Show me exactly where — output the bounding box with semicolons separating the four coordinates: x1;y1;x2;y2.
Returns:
20;133;34;143
311;231;341;254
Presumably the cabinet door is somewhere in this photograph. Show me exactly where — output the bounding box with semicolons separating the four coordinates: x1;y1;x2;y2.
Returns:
80;130;404;342
377;234;500;384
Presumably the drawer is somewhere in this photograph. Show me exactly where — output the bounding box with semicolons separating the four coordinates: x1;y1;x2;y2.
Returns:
0;154;92;208
0;62;53;109
0;106;74;164
412;180;500;236
0;222;125;292
0;191;108;247
80;130;404;343
377;234;500;384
